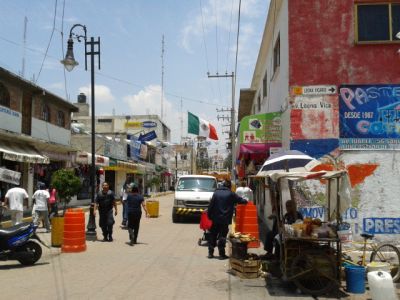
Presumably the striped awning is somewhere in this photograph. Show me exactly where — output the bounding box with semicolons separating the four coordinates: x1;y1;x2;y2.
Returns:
0;141;49;164
104;160;145;173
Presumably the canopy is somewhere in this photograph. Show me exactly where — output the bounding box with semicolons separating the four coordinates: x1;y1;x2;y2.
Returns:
0;141;49;164
237;143;281;160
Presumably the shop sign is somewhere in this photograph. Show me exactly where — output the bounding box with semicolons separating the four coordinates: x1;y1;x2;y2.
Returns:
0;104;21;134
140;144;148;159
125;121;142;129
0;167;21;185
138;130;157;142
142;121;157;128
104;141;127;161
292;85;337;96
239;112;282;144
339;85;400;150
130;139;142;160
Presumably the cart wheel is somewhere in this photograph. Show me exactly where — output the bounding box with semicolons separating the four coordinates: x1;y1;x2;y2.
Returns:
198;238;202;246
290;251;337;296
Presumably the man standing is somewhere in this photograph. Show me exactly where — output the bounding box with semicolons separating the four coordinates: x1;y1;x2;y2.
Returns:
207;180;248;259
32;183;51;232
95;182;117;242
5;184;29;226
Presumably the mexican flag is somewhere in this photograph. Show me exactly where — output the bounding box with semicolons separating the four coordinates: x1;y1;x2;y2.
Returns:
188;112;218;140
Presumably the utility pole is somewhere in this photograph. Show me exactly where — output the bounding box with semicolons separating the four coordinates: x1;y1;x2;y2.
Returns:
161;34;165;121
180;97;183;143
208;72;235;184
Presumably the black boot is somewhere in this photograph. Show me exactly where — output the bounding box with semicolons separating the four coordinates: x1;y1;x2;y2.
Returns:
208;249;214;259
218;249;228;260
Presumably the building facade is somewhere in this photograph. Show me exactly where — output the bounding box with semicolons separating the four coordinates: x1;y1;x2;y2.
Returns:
239;0;400;241
0;67;77;206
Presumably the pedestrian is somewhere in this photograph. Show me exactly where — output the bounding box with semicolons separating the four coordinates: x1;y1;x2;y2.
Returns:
48;185;58;218
120;180;129;228
4;184;29;226
126;183;149;246
235;180;253;201
207;180;248;259
95;182;117;242
32;183;51;232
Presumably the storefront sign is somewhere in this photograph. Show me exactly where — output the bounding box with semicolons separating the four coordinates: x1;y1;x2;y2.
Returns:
339;85;400;150
239;112;282;144
104;141;127;161
125;121;142;129
0;167;21;185
130;139;142;160
142;121;157;128
292;85;337;96
0;104;21;134
138;130;157;142
363;218;400;234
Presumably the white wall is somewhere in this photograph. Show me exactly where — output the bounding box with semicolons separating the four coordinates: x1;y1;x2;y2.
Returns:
31;118;71;146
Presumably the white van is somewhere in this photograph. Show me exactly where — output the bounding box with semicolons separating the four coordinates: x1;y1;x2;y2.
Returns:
172;175;217;223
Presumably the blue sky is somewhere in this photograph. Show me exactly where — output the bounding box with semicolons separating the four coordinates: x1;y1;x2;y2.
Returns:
0;0;268;152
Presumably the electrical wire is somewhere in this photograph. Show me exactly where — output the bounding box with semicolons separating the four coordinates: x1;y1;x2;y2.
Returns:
60;0;68;101
36;0;58;83
225;0;234;73
214;0;223;103
234;0;241;92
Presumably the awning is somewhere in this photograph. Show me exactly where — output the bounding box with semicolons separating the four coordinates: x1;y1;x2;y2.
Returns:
237;143;282;161
104;160;145;173
0;141;49;164
75;152;110;167
0;167;21;185
162;171;172;177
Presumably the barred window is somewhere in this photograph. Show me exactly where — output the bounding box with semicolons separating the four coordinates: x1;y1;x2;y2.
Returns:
57;111;65;127
42;104;50;122
0;82;10;108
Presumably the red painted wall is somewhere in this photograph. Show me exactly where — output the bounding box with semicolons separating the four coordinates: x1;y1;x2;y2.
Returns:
289;0;400;87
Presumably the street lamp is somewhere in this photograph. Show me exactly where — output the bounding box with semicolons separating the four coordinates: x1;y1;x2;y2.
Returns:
61;24;100;241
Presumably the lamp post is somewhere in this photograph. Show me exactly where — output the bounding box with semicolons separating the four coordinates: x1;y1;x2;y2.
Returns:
61;24;100;240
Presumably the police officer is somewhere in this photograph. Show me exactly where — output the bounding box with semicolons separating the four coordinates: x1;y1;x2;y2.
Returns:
207;180;248;259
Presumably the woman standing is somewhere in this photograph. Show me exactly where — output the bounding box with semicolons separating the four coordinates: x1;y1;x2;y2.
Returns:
95;182;117;242
48;186;58;218
126;183;149;246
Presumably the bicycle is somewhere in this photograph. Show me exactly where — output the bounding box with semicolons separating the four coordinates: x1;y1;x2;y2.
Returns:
342;233;400;282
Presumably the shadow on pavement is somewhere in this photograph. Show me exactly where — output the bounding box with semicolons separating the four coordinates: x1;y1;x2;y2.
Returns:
0;261;50;270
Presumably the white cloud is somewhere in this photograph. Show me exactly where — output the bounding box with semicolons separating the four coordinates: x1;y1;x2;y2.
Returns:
78;84;115;103
48;81;64;90
180;0;264;57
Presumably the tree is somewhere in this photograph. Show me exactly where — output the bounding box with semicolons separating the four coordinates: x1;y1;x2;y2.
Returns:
223;152;232;170
51;169;82;215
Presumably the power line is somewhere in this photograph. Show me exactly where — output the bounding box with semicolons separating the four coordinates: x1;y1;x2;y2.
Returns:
214;0;223;103
60;0;68;100
0;34;225;108
225;0;234;73
36;0;58;83
234;0;241;91
199;0;210;72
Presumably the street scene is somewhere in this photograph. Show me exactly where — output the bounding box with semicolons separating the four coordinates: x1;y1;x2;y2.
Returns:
1;0;400;299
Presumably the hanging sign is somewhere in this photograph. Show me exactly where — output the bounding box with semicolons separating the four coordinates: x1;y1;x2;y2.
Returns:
0;167;21;185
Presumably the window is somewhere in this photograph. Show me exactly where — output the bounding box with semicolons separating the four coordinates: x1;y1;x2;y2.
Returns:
257;94;261;112
0;82;10;108
273;35;280;73
98;118;112;123
41;104;50;122
262;71;268;98
57;111;65;127
356;3;400;42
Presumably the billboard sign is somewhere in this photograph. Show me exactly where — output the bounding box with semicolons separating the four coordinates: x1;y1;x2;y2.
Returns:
339;85;400;150
239;112;282;144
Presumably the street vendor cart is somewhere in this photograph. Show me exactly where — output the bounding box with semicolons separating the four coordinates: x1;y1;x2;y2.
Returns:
258;170;351;296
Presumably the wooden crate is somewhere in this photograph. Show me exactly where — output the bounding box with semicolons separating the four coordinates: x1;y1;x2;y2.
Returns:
230;257;260;279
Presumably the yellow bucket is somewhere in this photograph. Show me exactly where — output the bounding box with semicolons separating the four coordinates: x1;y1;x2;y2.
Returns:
51;216;64;247
146;200;159;218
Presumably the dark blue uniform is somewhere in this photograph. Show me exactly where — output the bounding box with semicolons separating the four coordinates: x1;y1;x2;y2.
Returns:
207;186;247;258
126;193;144;244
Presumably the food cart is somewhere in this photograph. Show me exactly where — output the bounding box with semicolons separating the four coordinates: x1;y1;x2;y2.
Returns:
258;170;351;296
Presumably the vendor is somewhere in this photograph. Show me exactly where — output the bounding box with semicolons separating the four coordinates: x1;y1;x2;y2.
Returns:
284;200;303;225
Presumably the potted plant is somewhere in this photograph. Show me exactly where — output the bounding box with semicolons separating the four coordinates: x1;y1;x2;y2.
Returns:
150;176;161;193
50;169;81;247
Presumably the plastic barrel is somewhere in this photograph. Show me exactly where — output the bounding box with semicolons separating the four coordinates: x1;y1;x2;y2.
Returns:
146;200;159;218
51;216;64;247
61;208;86;253
345;265;366;294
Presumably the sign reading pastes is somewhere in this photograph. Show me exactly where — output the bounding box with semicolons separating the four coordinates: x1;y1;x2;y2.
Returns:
239;112;282;144
292;85;337;96
339;85;400;150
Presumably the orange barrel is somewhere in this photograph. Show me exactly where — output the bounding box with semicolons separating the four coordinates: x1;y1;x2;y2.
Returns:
62;208;86;253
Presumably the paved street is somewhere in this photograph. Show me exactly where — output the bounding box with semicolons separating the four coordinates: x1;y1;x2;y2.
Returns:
0;193;397;300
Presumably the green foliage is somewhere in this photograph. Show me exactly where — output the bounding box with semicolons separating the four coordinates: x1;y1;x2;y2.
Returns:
223;153;232;170
51;169;81;212
150;176;161;187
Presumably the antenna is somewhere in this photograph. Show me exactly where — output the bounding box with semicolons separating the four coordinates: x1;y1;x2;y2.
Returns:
161;34;165;121
21;16;28;77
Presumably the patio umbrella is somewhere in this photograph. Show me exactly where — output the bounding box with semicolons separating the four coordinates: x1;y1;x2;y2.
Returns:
258;150;320;175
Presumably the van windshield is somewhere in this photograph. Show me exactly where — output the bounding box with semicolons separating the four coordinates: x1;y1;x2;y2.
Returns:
177;178;216;192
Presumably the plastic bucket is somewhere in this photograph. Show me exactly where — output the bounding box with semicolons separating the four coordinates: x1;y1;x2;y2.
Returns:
367;262;391;273
345;265;366;294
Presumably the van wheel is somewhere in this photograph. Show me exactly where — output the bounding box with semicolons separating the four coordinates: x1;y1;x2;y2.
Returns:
172;211;180;223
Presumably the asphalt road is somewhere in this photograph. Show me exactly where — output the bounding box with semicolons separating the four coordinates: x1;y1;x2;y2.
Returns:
0;193;391;299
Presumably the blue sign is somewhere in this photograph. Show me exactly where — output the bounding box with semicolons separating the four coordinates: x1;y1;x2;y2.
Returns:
142;121;157;128
339;85;400;150
363;218;400;234
138;130;157;142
